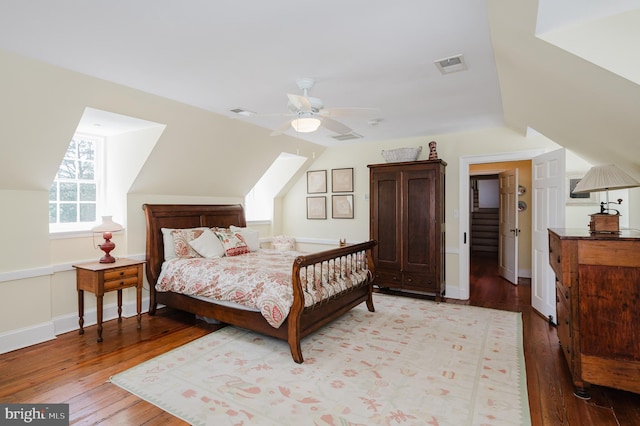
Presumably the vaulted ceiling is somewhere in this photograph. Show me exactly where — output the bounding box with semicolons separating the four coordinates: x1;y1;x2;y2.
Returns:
0;0;639;173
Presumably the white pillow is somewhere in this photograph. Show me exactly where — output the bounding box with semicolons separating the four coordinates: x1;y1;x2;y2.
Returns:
161;227;208;260
161;228;178;260
189;228;226;258
230;225;261;251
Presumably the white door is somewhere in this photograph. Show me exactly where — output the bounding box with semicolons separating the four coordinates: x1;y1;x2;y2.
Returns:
531;149;566;322
498;169;518;284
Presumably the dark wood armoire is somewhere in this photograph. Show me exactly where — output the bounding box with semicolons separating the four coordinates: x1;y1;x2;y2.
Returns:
368;159;446;301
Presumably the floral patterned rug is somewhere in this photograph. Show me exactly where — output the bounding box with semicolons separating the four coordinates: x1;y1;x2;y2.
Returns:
110;294;530;425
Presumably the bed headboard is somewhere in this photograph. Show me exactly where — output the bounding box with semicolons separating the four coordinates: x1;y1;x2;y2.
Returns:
142;203;247;286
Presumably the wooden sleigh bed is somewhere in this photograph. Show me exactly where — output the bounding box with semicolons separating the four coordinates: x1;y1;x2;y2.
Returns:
143;203;376;363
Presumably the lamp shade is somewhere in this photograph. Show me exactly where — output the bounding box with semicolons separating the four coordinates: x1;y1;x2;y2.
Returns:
572;164;640;194
91;216;124;233
291;117;321;133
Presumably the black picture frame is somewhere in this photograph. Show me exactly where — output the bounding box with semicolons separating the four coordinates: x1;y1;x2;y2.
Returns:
332;194;354;219
307;196;326;219
307;170;327;194
331;168;353;193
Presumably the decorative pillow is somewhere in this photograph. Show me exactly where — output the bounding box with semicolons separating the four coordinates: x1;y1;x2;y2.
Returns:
189;228;226;258
272;235;296;251
213;228;250;257
171;228;206;258
162;227;208;260
230;225;261;251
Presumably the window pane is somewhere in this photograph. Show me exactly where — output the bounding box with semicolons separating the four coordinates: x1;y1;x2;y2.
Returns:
79;183;96;201
79;203;96;222
59;182;77;201
78;161;94;180
49;203;57;223
78;140;94;160
49;184;57;201
57;159;77;179
65;140;77;159
59;203;77;223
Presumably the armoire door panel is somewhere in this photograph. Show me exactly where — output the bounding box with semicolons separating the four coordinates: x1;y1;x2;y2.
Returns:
404;170;435;271
369;160;446;300
373;175;400;267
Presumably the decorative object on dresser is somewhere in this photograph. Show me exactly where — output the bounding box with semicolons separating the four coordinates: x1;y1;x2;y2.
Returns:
369;159;446;301
380;146;422;163
73;258;144;342
91;216;124;263
548;228;640;398
571;164;640;233
428;140;438;159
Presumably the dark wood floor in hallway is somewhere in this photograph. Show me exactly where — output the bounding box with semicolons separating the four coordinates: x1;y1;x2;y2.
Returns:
456;251;640;425
0;252;638;425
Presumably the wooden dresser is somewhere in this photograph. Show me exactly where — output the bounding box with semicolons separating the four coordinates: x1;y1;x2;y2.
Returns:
548;228;640;398
369;159;446;300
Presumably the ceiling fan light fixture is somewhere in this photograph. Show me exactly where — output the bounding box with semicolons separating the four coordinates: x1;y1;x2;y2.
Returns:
291;117;321;133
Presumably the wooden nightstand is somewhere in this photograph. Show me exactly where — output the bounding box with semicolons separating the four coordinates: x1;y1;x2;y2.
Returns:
73;258;144;342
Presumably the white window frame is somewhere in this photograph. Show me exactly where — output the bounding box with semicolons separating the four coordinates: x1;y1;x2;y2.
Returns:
49;133;105;234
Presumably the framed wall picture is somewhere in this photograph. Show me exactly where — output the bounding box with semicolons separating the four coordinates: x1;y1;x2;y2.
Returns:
332;194;354;219
307;170;327;194
307;196;326;219
566;174;598;205
331;168;353;193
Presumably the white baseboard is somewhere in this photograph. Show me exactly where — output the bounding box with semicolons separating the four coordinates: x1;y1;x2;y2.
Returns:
0;322;56;355
519;269;532;279
444;284;464;300
0;296;150;355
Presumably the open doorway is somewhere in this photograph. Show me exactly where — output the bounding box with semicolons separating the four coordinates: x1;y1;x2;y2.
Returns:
467;160;533;301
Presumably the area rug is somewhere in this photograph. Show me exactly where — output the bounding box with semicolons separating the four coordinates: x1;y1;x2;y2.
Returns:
110;294;530;425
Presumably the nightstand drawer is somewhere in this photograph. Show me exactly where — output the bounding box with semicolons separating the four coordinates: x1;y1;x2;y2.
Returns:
104;275;139;291
104;266;138;281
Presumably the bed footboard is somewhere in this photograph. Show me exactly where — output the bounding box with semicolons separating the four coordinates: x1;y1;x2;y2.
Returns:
288;240;376;362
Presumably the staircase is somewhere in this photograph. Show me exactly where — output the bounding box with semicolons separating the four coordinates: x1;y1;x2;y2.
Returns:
471;208;499;253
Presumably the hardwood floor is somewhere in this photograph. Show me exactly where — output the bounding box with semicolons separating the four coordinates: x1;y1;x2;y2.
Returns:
1;255;638;425
458;252;640;426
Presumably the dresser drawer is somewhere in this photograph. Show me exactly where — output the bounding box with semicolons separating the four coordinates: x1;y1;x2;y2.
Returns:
548;232;563;279
104;266;139;281
374;270;401;288
104;275;139;291
402;272;437;292
556;286;573;368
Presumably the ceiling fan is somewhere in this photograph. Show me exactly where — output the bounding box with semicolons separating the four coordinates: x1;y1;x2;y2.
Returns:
268;78;379;136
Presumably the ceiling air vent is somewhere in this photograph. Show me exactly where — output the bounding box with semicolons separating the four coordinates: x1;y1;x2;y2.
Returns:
332;132;362;141
230;108;255;117
434;54;467;74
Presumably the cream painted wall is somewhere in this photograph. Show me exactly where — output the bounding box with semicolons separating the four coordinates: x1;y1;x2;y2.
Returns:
281;127;561;298
0;49;323;352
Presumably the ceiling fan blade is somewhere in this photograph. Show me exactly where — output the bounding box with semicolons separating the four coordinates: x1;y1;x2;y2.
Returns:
287;93;312;111
270;120;292;136
320;107;380;117
321;117;352;135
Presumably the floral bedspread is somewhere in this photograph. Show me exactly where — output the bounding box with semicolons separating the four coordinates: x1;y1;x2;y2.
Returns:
156;249;371;328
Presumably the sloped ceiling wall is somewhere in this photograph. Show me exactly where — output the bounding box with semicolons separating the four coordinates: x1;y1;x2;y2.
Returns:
0;49;323;197
487;0;640;178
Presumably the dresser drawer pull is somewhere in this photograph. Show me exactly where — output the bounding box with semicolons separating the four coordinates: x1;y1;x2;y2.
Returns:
565;291;569;300
557;255;561;264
